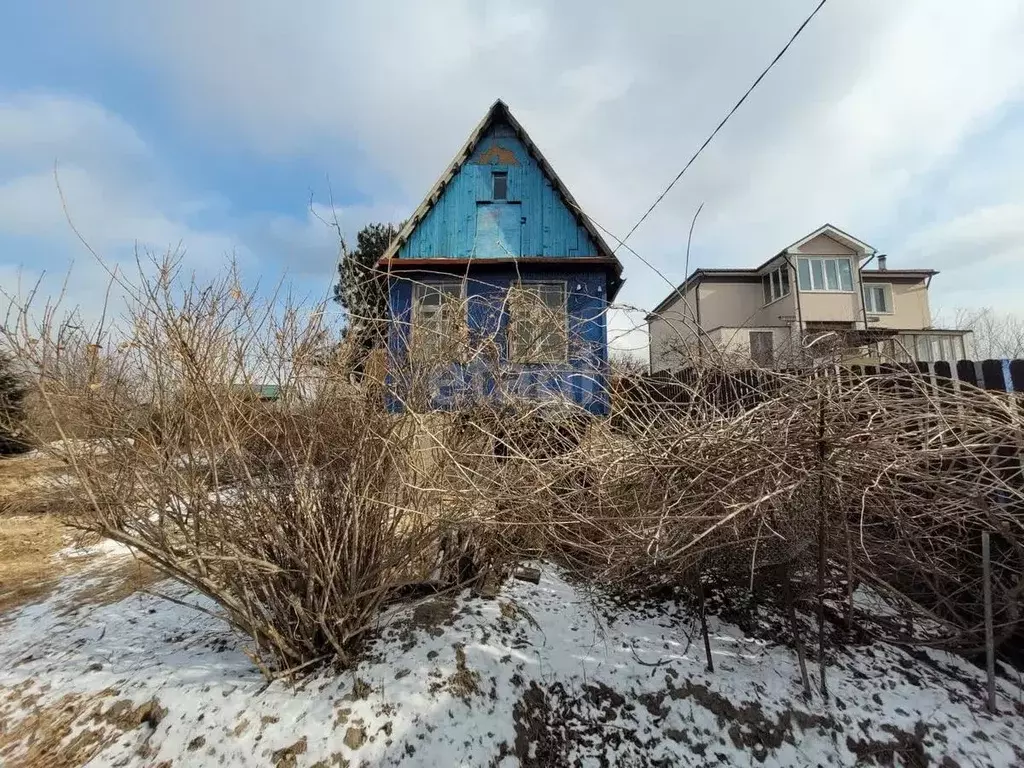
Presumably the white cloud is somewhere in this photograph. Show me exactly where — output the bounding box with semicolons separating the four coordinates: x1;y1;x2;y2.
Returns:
0;95;248;331
902;202;1024;315
91;0;1024;317
0;95;237;253
0;93;149;172
4;0;1024;348
0;165;232;259
256;201;409;285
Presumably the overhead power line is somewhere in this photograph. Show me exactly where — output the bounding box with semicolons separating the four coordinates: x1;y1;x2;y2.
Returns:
616;0;829;250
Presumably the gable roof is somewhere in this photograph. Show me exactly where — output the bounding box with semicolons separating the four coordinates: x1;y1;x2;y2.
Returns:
379;100;623;282
782;223;876;255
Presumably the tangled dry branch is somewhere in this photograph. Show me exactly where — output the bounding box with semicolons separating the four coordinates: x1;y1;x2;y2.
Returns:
2;254;1021;673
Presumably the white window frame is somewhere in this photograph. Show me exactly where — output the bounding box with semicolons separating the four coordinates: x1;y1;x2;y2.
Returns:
796;256;854;292
411;281;465;358
761;264;791;306
507;281;568;364
862;283;893;314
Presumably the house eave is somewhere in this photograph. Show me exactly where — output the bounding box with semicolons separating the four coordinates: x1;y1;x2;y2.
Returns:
861;269;938;279
379;256;625;299
782;223;877;255
379;256;622;271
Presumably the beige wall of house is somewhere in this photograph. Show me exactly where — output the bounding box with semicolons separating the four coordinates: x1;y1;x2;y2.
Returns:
749;262;797;327
790;234;864;324
797;291;862;323
648;285;698;373
861;277;931;330
792;233;857;257
699;280;769;328
705;326;795;366
649;278;795;371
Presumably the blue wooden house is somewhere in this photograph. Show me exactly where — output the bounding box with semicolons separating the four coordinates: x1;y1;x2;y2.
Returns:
379;100;624;415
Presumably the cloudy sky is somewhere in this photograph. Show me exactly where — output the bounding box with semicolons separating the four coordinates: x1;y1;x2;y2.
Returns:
2;1;1022;354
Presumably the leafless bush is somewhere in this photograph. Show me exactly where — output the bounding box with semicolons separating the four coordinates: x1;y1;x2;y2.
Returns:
0;255;503;673
5;253;1023;675
581;363;1024;651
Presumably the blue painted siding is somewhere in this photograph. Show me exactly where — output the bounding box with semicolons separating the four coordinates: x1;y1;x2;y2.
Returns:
398;120;600;260
474;203;522;257
386;267;610;415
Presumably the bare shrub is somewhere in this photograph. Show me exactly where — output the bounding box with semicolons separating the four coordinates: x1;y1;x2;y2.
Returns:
0;255;494;673
5;251;1023;675
0;353;29;455
574;363;1024;651
946;306;1024;359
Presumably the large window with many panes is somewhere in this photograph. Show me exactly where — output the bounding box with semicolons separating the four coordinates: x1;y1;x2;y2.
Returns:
507;282;568;364
761;265;791;305
796;257;853;292
412;282;465;359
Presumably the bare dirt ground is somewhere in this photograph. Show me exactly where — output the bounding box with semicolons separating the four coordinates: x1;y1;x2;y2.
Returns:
0;512;71;615
0;453;78;614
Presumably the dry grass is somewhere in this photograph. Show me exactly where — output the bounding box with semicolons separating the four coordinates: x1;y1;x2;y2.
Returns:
0;454;69;517
0;512;161;618
0;684;165;768
0;453;101;616
0;514;70;615
0;451;163;617
0;409;166;620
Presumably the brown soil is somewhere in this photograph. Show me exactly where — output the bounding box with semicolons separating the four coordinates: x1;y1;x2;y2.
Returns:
447;643;481;701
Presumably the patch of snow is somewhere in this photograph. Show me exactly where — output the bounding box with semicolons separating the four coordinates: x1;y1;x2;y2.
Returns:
1;558;1023;767
56;536;134;561
40;437;135;457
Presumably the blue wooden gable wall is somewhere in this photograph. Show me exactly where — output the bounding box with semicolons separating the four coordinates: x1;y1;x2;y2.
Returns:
398;121;601;260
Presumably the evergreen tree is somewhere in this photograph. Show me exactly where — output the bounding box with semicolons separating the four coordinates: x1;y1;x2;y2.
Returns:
0;354;28;455
332;222;400;355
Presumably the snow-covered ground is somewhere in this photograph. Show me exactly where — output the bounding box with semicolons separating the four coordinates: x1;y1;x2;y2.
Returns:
2;546;1024;767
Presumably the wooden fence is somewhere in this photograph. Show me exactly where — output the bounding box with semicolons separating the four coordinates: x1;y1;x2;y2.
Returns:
616;359;1024;416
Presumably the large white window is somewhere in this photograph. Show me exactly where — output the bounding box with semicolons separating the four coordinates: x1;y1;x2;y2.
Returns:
761;265;791;305
412;282;464;358
508;282;567;364
797;257;853;292
863;283;893;314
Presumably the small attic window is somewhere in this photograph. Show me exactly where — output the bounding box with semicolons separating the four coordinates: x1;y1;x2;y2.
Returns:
492;172;508;201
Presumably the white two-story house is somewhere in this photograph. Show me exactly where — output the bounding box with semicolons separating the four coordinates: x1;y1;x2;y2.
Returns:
647;224;973;372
